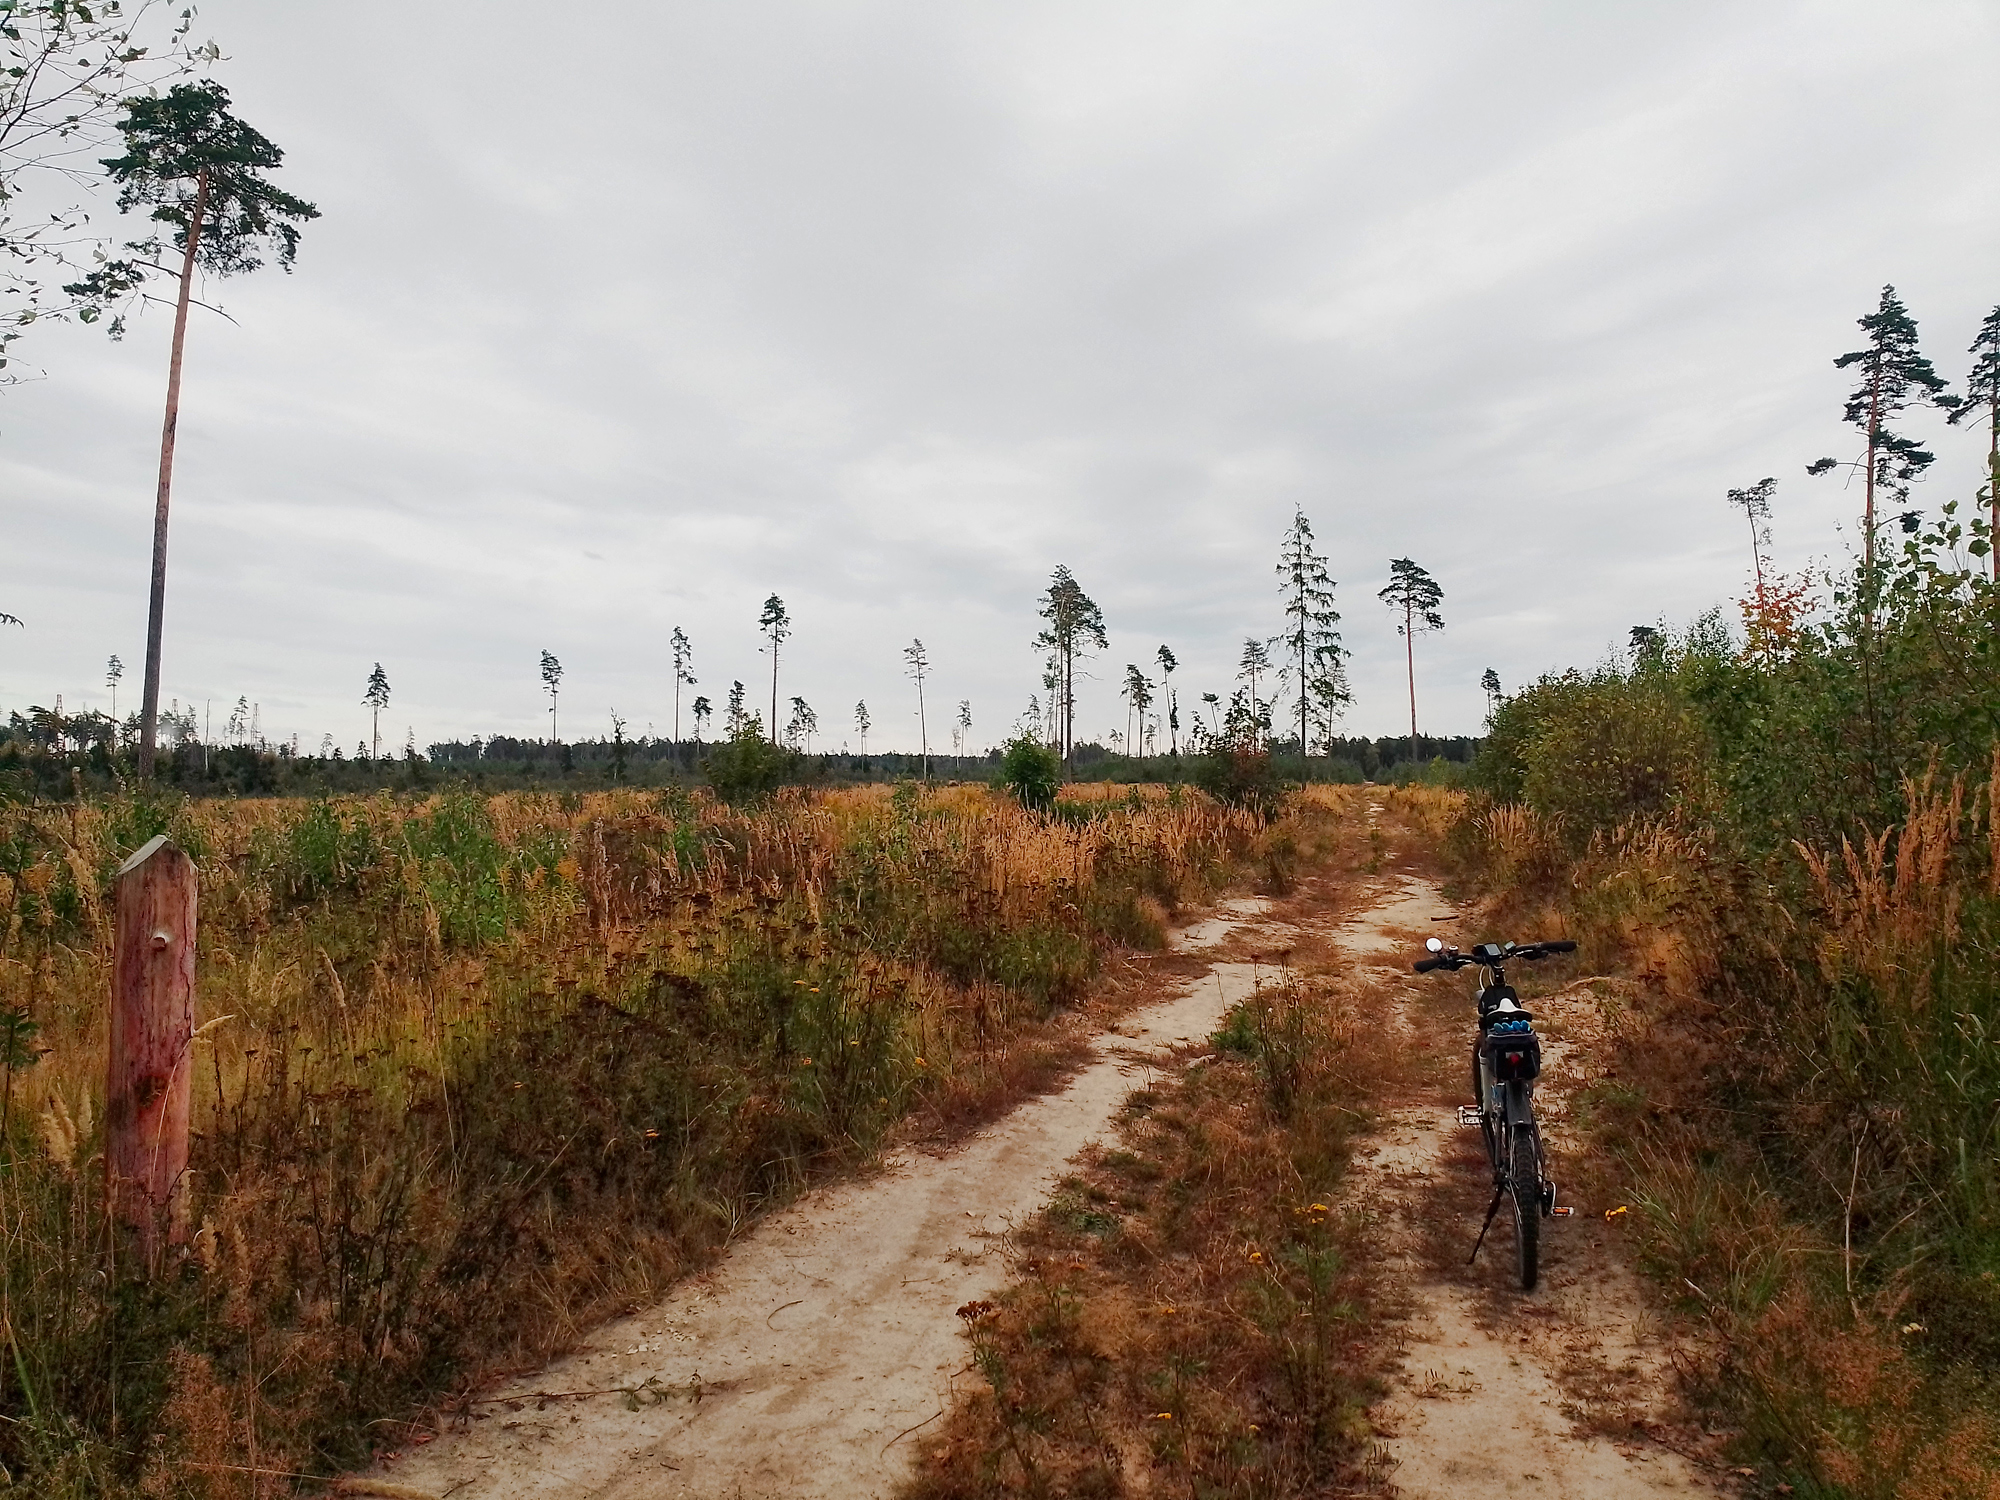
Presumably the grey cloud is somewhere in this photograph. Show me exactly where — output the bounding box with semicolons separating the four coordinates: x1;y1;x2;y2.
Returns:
3;0;1996;751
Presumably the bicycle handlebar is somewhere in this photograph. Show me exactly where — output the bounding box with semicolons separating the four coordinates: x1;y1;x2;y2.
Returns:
1411;938;1575;973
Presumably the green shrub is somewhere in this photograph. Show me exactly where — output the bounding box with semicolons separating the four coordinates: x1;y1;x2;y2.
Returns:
1453;522;2000;1488
400;791;520;945
1476;658;1710;844
1192;744;1279;817
1518;677;1707;839
997;735;1061;812
702;725;797;805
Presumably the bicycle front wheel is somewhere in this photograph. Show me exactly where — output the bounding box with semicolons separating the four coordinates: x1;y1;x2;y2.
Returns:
1509;1121;1541;1291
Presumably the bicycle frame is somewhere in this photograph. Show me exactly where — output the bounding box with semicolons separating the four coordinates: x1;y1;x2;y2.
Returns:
1462;960;1544;1264
1416;938;1579;1289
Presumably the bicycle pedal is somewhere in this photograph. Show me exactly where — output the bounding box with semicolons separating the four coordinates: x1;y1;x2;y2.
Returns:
1550;1206;1577;1218
1455;1106;1484;1127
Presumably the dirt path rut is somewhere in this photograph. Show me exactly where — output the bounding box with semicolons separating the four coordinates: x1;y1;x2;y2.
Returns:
1340;870;1723;1498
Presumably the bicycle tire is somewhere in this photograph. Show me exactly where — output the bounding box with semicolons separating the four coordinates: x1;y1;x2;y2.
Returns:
1509;1121;1540;1291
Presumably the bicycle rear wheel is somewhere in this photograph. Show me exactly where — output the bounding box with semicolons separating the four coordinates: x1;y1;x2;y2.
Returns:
1509;1121;1540;1291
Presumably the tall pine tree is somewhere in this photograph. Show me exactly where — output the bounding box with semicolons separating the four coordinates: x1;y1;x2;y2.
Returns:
1726;477;1778;609
1034;567;1106;771
363;663;390;762
1121;665;1153;758
1807;286;1955;599
1947;304;2000;580
1156;645;1179;755
539;651;562;741
670;626;696;742
904;639;931;780
1276;510;1347;771
68;83;317;777
1379;558;1443;746
758;595;790;745
1236;637;1273;730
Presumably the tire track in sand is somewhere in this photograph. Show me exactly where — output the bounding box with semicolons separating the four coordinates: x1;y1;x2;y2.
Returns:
1332;864;1727;1500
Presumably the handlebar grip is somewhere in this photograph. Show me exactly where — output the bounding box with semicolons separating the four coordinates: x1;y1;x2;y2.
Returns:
1542;940;1577;953
1413;956;1449;973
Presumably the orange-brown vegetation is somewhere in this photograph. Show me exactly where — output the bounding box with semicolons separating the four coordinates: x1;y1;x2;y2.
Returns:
1453;738;2000;1495
904;786;1410;1498
0;781;1264;1497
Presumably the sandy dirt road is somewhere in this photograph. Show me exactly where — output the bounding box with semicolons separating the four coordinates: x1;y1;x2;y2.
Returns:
356;896;1301;1500
352;827;1727;1500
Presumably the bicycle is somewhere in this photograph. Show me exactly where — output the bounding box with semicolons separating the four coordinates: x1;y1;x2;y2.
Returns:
1412;937;1579;1290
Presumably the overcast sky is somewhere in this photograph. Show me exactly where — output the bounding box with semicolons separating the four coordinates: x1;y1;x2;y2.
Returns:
3;1;1996;754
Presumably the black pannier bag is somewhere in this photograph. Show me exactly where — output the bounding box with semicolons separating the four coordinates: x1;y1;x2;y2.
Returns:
1481;1021;1541;1082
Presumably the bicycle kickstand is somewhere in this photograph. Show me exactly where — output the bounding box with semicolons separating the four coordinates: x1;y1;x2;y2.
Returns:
1467;1187;1506;1267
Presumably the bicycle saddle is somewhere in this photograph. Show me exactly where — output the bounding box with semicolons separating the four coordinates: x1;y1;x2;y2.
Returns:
1479;993;1535;1030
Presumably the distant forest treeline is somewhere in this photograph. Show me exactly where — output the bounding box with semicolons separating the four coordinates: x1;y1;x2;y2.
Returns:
0;708;1477;799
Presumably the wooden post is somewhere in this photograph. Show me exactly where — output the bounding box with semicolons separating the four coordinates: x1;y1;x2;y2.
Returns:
107;834;197;1271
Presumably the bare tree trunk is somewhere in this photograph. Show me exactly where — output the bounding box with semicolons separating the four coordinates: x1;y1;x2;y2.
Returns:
1405;601;1418;748
1062;649;1073;773
1863;357;1881;623
1298;636;1307;780
137;171;209;779
769;647;779;746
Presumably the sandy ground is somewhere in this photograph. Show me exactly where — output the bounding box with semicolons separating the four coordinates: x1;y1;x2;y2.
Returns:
1342;870;1725;1499
348;896;1297;1500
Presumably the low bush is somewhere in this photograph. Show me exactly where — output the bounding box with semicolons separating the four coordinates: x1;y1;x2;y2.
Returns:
1446;522;2000;1494
996;735;1061;813
1193;743;1280;817
701;724;800;805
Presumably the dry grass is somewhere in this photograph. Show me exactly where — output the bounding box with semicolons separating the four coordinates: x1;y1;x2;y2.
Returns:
1444;771;2000;1496
1050;781;1176;803
1374;783;1465;852
900;787;1412;1499
903;985;1395;1499
0;781;1268;1496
